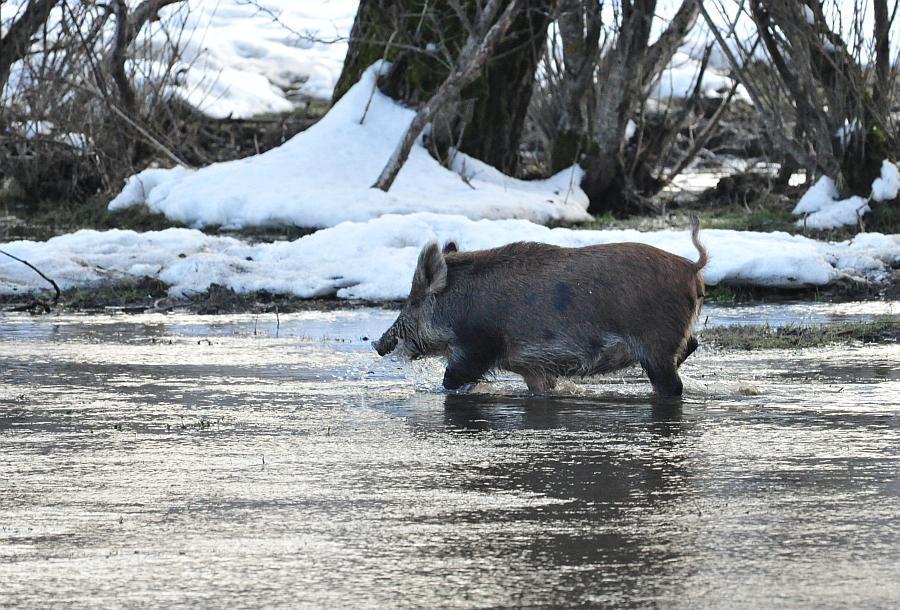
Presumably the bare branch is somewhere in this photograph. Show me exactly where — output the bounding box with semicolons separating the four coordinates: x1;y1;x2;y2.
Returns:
0;249;61;305
664;80;739;184
697;0;820;174
373;0;522;192
642;0;700;87
110;0;137;112
129;0;184;41
0;0;59;92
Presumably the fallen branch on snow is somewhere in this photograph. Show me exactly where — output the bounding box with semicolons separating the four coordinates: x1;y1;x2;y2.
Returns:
0;248;61;306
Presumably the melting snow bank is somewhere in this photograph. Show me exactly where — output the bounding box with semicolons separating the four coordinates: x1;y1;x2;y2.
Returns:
792;161;900;230
109;63;590;229
2;215;898;300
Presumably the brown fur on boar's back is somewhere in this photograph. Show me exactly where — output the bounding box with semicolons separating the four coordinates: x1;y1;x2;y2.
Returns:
376;217;707;398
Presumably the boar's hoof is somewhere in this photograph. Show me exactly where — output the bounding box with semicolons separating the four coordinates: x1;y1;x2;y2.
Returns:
642;358;685;398
650;371;684;397
444;382;475;395
442;364;482;391
522;374;557;395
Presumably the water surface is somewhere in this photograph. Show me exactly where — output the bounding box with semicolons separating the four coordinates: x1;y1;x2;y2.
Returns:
1;307;898;608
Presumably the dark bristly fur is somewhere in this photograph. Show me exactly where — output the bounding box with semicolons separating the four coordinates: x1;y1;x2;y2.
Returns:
373;218;708;397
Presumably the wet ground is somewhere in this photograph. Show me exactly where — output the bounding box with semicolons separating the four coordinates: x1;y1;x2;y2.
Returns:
1;304;898;608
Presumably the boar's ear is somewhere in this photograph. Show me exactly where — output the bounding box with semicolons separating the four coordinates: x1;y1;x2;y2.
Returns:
411;241;447;297
442;241;458;254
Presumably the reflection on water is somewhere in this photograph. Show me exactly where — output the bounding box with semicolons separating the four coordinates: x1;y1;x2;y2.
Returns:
1;310;898;608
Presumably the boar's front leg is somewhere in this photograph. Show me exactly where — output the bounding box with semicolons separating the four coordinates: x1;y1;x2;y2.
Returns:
643;358;684;398
521;373;557;395
442;348;493;391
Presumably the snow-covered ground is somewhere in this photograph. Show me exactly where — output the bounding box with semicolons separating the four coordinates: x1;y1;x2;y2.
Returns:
2;216;898;301
169;0;355;117
109;63;591;229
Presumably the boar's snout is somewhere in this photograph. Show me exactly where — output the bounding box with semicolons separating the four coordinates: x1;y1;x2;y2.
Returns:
372;330;398;357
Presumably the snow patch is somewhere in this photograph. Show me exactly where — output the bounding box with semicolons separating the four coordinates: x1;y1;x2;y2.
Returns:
871;160;900;202
650;51;738;99
166;0;356;116
793;161;899;229
792;176;838;215
3;217;898;300
110;63;591;229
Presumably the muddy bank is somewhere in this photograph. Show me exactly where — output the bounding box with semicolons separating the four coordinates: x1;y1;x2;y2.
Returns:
3;272;897;317
700;319;900;349
0;280;400;315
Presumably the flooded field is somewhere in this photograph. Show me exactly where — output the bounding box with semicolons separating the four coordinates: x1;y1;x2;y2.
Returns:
1;304;898;608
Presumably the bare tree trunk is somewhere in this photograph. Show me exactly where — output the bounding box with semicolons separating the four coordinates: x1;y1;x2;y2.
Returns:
698;1;820;177
574;0;701;214
458;0;552;174
749;0;840;179
641;0;699;87
373;0;521;191
872;0;891;108
0;0;58;93
549;0;601;173
333;0;450;106
110;0;138;113
754;0;893;194
581;0;656;214
336;0;547;176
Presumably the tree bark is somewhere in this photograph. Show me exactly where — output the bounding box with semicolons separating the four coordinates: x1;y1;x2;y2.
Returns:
549;0;601;173
458;1;552;174
335;0;549;176
106;0;184;113
0;0;59;93
110;0;138;113
333;0;454;106
872;0;891;108
642;0;699;88
373;0;521;191
581;0;657;214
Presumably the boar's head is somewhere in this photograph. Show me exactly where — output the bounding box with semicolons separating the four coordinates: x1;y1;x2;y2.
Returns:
372;240;456;359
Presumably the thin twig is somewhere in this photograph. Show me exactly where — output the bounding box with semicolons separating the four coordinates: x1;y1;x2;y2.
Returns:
360;30;397;125
0;249;61;304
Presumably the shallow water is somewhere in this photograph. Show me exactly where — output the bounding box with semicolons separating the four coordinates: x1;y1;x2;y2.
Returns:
1;306;898;608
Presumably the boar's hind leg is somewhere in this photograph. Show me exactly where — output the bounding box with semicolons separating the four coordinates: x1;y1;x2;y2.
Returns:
643;358;684;398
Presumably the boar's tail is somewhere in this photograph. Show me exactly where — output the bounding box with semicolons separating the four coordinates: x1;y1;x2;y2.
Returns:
689;214;708;271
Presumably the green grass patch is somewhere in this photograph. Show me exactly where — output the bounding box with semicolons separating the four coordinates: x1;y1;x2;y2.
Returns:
704;284;762;305
1;194;185;241
1;195;317;243
698;206;797;233
700;319;900;350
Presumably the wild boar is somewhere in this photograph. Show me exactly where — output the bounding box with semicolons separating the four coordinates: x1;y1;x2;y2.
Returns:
373;216;708;397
